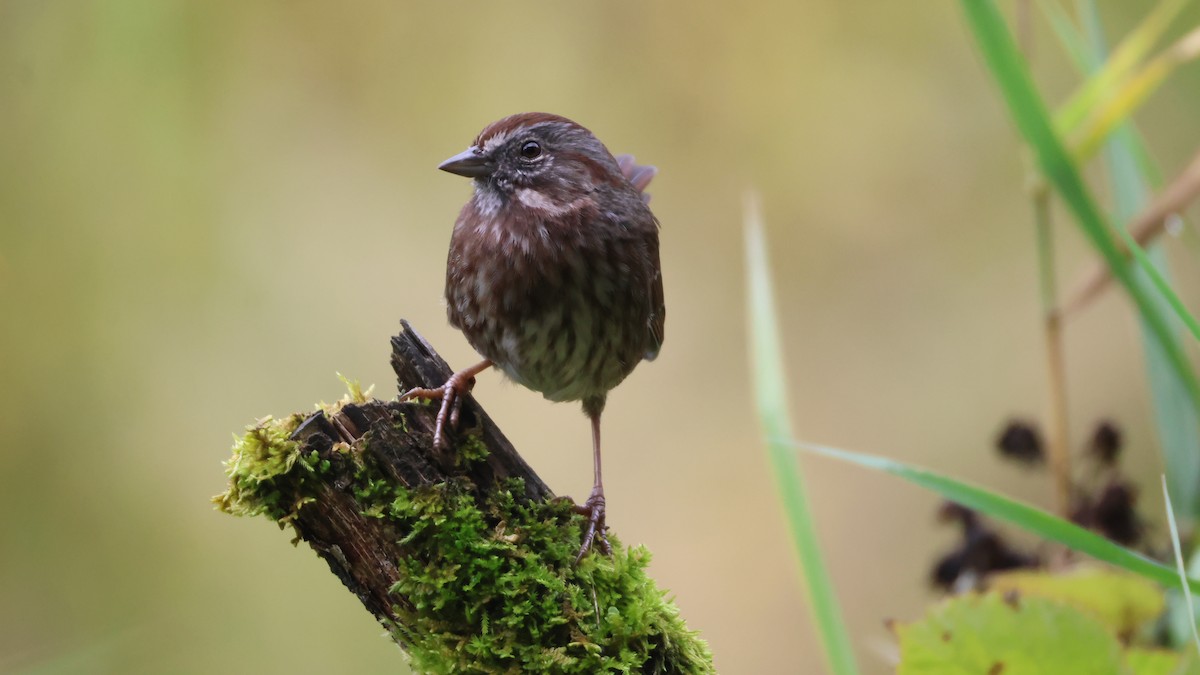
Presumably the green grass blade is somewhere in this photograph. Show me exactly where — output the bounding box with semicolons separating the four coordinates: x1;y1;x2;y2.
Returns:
745;193;859;675
1146;326;1200;519
1071;54;1174;161
1097;90;1200;350
790;439;1200;594
1076;0;1200;520
1056;0;1192;133
1038;0;1091;70
1110;206;1200;342
1071;23;1200;162
1043;0;1165;187
958;0;1200;417
1162;476;1200;655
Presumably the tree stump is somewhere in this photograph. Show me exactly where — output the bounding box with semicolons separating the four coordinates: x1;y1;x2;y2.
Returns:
215;321;714;674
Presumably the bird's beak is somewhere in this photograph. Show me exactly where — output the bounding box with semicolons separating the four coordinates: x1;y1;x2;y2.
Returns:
438;147;492;178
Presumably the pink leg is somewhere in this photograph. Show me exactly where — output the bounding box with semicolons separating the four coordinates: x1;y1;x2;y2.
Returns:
400;359;492;450
574;411;611;564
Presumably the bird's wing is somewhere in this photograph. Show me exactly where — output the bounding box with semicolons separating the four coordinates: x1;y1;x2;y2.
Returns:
645;243;665;362
617;153;666;361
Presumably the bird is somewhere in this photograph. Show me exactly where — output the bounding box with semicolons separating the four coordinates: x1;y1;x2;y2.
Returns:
402;112;664;562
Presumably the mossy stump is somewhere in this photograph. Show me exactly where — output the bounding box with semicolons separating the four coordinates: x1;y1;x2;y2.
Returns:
215;321;714;674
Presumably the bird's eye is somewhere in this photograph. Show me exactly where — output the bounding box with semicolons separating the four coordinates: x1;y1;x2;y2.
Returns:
519;141;542;159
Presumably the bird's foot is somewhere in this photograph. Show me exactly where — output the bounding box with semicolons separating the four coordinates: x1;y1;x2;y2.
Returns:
571;487;611;565
400;368;479;450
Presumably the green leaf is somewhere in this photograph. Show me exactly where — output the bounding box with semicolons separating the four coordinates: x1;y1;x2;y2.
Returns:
988;566;1164;636
744;194;859;675
792;439;1200;594
958;0;1200;420
1124;648;1200;675
895;592;1124;674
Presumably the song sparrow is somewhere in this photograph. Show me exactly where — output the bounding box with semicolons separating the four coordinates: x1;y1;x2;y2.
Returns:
402;112;664;562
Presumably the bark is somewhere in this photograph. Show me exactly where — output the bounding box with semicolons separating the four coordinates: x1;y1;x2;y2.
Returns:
216;321;713;674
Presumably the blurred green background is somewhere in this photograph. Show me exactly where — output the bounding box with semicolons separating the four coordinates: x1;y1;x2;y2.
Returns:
2;1;1198;673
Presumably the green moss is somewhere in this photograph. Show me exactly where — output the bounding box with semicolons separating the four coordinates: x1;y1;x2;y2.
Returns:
213;413;311;521
216;381;375;522
334;372;373;404
387;480;713;674
216;400;713;674
456;431;490;465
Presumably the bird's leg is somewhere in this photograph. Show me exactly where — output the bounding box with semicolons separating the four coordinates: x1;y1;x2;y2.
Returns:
574;410;611;564
400;359;492;450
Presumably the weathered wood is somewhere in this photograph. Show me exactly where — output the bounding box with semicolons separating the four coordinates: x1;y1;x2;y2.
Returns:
217;321;713;674
388;319;553;501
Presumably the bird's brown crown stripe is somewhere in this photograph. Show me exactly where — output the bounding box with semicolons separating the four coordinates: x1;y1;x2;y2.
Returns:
474;112;582;148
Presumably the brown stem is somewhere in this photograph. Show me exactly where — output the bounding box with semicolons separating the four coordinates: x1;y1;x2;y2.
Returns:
1033;186;1073;516
1043;310;1073;516
1060;146;1200;317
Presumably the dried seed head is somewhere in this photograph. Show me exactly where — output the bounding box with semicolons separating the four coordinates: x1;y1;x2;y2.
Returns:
1093;481;1141;546
996;419;1044;466
1089;420;1123;466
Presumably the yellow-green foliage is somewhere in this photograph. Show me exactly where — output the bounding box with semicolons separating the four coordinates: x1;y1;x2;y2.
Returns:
216;410;713;674
895;569;1199;674
988;565;1164;640
896;592;1126;674
215;413;311;521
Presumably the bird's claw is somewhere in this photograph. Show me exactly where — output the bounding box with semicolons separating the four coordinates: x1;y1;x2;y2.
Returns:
572;489;611;565
400;371;477;450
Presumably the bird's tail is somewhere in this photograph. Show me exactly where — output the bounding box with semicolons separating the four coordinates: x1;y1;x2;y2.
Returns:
615;154;658;203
